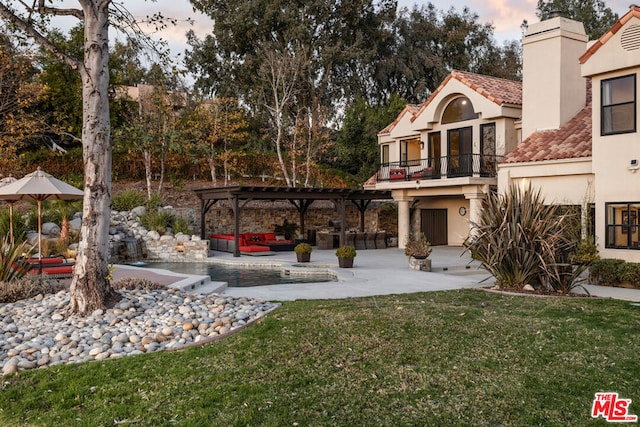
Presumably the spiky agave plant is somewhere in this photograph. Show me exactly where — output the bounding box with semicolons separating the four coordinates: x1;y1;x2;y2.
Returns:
0;236;34;283
464;184;574;290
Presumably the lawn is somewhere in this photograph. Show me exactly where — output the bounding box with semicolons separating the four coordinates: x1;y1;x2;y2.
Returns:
1;289;639;426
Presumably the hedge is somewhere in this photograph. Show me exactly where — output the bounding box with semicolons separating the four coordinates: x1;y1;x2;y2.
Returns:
590;259;640;288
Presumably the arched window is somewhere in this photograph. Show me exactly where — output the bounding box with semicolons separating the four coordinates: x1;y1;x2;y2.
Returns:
442;97;477;124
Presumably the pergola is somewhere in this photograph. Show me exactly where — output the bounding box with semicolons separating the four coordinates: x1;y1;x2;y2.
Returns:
194;186;393;257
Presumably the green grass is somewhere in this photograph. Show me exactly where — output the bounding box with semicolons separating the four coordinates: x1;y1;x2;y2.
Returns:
1;289;639;426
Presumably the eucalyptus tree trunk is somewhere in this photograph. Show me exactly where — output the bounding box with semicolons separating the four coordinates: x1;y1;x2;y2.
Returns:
68;3;120;314
144;150;153;200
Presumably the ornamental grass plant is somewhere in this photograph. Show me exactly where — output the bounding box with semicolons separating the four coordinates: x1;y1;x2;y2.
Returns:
464;184;585;292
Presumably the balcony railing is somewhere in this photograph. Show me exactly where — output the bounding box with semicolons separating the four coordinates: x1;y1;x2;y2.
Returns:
377;154;503;182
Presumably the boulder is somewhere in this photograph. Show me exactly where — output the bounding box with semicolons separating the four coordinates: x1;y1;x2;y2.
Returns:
42;222;61;236
68;217;82;231
131;206;146;217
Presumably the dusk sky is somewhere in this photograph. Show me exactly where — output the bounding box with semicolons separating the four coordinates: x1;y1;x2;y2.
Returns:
110;0;630;55
43;0;631;76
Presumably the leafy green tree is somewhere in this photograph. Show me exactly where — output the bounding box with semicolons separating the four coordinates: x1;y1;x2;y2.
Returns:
35;25;84;147
0;32;47;171
114;84;185;198
372;5;522;104
535;0;619;39
109;39;147;87
334;95;405;182
187;0;396;187
183;97;248;186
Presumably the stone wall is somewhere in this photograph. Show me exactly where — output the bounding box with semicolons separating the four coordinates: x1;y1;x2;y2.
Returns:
201;201;398;239
144;234;209;261
107;201;398;262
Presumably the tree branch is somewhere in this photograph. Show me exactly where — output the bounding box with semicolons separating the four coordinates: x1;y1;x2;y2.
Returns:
0;3;84;72
36;0;84;19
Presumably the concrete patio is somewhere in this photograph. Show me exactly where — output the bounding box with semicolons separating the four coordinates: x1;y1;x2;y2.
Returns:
113;246;640;302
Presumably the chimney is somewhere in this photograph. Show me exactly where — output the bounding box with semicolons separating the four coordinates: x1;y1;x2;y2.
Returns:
521;16;588;141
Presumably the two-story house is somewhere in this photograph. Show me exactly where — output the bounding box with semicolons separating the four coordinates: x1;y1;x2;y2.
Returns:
371;5;640;261
369;69;522;248
501;5;640;262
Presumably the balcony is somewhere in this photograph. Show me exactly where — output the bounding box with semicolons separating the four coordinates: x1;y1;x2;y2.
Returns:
377;154;503;182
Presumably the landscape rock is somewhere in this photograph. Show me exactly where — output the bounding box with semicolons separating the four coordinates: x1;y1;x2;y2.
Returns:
0;289;279;375
42;222;61;236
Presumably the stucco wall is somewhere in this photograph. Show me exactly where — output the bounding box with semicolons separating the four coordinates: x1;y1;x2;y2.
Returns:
498;159;594;205
413;197;469;246
590;69;640;261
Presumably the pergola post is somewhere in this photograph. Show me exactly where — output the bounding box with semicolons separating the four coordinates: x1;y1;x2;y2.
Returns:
199;199;217;240
351;199;372;232
232;195;240;257
340;196;347;247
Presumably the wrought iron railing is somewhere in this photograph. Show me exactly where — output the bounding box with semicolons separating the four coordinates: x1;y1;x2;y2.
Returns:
377;154;502;182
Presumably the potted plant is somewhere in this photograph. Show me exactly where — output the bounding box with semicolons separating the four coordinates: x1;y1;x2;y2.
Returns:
335;245;356;268
274;219;299;240
404;232;432;271
294;242;312;262
404;232;432;259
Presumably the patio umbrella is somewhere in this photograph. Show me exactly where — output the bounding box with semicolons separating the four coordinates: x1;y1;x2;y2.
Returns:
0;176;17;245
0;168;83;259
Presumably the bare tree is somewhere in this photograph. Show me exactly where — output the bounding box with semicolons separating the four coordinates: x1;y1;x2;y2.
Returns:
0;1;123;314
259;48;300;187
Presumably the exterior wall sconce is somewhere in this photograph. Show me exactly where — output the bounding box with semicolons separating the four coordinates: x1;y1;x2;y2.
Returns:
415;180;421;189
629;159;639;173
420;141;424;149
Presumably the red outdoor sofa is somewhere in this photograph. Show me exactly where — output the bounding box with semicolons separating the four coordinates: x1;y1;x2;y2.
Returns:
18;256;75;277
209;233;295;254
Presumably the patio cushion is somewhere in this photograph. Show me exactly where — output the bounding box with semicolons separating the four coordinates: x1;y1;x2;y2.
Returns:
239;245;271;253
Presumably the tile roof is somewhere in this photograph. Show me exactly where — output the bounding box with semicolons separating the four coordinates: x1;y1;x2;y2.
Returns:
502;103;592;164
378;103;424;135
412;70;522;121
363;173;377;188
580;5;640;64
450;70;523;106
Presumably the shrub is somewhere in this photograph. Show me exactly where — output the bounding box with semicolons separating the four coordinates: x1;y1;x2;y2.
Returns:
168;173;184;191
570;237;600;265
0;275;65;303
112;189;146;211
145;194;163;212
464;184;577;291
172;217;191;235
618;262;640;285
590;259;625;284
43;200;82;225
140;210;175;235
274;219;298;240
335;245;356;258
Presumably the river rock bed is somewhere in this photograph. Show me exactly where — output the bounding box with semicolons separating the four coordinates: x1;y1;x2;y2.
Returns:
0;288;279;376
